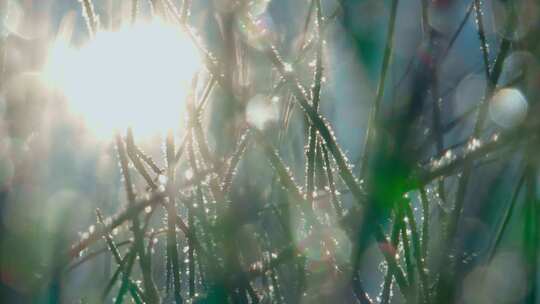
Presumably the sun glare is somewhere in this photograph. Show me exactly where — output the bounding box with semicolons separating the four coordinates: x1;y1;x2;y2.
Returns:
44;21;201;138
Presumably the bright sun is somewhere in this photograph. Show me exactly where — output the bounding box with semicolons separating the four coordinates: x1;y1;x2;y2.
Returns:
44;20;201;138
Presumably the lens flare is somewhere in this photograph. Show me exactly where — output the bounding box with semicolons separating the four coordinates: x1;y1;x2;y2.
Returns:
43;20;201;138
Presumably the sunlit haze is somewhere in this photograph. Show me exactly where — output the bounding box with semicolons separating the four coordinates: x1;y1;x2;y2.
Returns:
43;21;201;138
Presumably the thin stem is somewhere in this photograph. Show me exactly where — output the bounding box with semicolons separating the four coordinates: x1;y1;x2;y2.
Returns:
221;130;250;194
419;187;429;262
404;202;429;303
305;0;324;213
524;161;538;304
380;212;402;304
487;171;526;261
166;131;183;304
400;214;415;295
359;0;399;177
131;0;138;24
321;143;344;218
80;0;98;37
116;134;160;303
96;210;143;303
126;129;157;189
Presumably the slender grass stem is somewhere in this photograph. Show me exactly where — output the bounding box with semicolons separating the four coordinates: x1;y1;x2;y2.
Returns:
321;144;343;218
416;125;534;187
305;0;324;215
166;131;184;304
400;214;415;295
114;246;139;304
419;187;429;262
126;129;157;189
131;0;138;24
222;130;250;194
79;0;98;37
432;8;515;295
359;0;399;177
96;210;144;303
380;212;402;304
403;202;429;303
116;134;160;303
487;171;526;262
524;160;538;304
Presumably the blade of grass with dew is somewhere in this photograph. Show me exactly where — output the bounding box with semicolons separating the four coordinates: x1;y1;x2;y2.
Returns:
359;0;399;177
255;130;321;229
69;190;166;259
321;144;344;218
131;0;138;24
419;187;429;263
79;0;99;37
187;77;226;205
116;133;160;303
188;207;195;298
126;128;157;190
380;211;402;304
166;130;184;304
487;171;526;262
96;209;144;303
523;157;538;304
305;0;324;213
221;129;250;194
403;200;429;303
415;125;532;187
432;18;512;296
400;208;415;297
113;245;138;304
132;143;163;175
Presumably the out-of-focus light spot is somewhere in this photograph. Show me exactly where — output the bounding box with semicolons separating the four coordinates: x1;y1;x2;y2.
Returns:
428;1;462;34
43;20;201;139
0;156;14;188
246;0;271;16
492;0;538;41
462;251;528;304
489;88;527;128
245;94;278;130
214;0;240;13
4;72;50;138
185;168;194;181
1;0;23;37
499;51;537;87
455;74;486;115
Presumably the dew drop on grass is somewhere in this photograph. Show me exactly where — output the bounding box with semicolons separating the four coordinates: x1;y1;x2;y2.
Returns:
283;63;293;73
246;94;279;130
185;168;194;180
145;206;152;214
467;138;482;151
158;174;168;185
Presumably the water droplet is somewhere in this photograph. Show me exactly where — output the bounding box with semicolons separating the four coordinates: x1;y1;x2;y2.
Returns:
185;169;194;180
246;94;279;130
